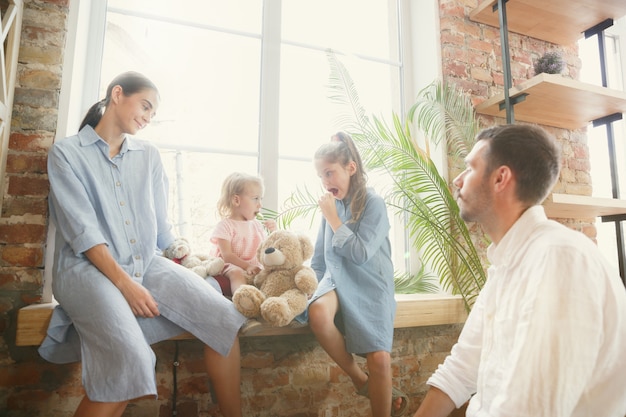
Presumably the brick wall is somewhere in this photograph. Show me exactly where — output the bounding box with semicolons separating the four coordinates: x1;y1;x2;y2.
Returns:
0;0;595;416
4;324;463;417
440;0;594;240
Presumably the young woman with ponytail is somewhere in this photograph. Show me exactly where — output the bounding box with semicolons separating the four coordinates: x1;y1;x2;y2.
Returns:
39;71;247;417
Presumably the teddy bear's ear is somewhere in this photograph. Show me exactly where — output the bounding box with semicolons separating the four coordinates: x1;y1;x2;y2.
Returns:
298;233;314;260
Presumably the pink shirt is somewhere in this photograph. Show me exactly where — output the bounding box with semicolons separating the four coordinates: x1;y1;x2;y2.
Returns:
210;218;267;269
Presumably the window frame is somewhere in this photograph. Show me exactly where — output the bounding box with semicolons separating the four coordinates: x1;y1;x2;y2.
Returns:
42;0;443;302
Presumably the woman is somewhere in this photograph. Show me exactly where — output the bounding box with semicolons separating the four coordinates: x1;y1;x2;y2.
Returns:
39;71;247;417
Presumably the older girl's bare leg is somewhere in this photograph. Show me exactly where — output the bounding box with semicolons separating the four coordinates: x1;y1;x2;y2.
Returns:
308;291;369;390
365;350;394;417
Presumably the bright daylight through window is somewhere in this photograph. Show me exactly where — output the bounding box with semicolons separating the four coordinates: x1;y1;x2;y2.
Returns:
95;0;412;271
580;17;626;272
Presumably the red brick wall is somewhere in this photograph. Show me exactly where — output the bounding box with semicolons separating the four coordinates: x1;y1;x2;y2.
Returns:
0;0;594;416
441;0;594;239
1;0;68;380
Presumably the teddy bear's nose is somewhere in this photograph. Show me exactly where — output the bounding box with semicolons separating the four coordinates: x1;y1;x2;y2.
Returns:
265;247;275;254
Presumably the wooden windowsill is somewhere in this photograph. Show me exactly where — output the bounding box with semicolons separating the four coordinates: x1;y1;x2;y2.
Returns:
15;294;467;346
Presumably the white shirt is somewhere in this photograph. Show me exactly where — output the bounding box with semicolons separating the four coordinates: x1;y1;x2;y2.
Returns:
428;206;626;417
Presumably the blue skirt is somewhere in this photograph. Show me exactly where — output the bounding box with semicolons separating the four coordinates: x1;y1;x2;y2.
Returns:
38;256;246;402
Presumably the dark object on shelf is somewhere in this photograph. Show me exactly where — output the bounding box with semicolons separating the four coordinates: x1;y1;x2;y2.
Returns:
534;51;564;75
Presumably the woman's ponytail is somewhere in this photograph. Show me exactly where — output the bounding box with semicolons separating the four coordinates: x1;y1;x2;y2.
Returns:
79;99;106;130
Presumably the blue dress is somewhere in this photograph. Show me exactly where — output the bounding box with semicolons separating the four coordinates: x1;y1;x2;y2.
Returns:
307;188;396;354
38;126;246;402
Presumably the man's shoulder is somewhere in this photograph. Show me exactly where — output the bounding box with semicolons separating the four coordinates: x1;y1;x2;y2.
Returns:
527;220;600;256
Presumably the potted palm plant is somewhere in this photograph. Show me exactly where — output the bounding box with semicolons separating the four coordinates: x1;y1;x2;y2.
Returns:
270;51;486;310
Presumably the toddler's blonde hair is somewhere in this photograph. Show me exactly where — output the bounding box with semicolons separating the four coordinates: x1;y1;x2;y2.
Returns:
217;172;265;219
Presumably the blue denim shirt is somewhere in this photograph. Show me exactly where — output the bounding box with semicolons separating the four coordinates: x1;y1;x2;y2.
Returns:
47;125;176;282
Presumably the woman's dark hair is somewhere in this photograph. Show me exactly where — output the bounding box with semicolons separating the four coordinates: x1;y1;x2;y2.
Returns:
314;131;368;223
79;71;159;130
476;124;561;205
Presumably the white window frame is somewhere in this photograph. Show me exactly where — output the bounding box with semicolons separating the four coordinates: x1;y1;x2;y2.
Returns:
42;0;442;302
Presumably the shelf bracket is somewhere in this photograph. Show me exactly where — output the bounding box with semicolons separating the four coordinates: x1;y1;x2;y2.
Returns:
498;93;527;111
592;113;622;128
601;214;626;223
493;0;514;123
584;18;614;39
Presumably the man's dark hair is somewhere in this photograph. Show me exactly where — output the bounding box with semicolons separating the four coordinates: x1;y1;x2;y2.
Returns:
476;124;561;205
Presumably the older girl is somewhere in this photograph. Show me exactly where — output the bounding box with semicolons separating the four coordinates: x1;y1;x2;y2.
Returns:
307;132;409;416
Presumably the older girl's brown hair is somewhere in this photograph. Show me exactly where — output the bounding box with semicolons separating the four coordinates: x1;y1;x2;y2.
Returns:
314;131;368;223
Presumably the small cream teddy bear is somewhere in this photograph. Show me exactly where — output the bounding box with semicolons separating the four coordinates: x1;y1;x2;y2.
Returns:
163;237;224;278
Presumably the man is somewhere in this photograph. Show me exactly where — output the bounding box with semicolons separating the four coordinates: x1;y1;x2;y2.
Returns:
414;124;626;417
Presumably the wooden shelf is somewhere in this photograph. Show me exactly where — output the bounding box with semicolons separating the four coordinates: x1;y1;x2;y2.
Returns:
543;193;626;219
470;0;626;45
474;73;626;129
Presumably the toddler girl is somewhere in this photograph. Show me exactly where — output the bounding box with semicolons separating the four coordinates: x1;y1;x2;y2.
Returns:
211;172;276;294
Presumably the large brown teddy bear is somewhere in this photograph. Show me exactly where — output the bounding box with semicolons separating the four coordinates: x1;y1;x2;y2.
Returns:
232;230;318;327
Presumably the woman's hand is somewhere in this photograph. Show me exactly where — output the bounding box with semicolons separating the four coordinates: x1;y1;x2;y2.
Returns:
84;244;160;318
119;279;160;318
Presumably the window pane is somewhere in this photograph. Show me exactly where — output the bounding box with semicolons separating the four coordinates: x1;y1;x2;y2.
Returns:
161;150;259;246
99;1;405;268
103;12;262;153
107;0;262;34
579;17;626;273
278;45;398;158
281;0;399;61
277;159;323;244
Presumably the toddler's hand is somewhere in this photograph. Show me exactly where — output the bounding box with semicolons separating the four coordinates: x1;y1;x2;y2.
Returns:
246;265;261;276
263;219;277;232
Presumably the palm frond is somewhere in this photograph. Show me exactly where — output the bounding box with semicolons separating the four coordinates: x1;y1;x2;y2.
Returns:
393;267;440;294
278;51;487;310
271;185;320;230
408;81;480;159
325;51;486;309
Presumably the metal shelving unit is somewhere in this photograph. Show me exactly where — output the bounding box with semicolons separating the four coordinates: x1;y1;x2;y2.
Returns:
471;0;626;284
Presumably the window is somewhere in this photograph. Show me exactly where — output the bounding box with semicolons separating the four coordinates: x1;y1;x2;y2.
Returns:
580;16;626;272
43;0;442;302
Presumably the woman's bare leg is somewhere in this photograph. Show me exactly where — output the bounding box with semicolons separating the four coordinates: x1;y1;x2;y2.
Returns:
73;397;128;417
308;291;368;390
204;338;242;417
